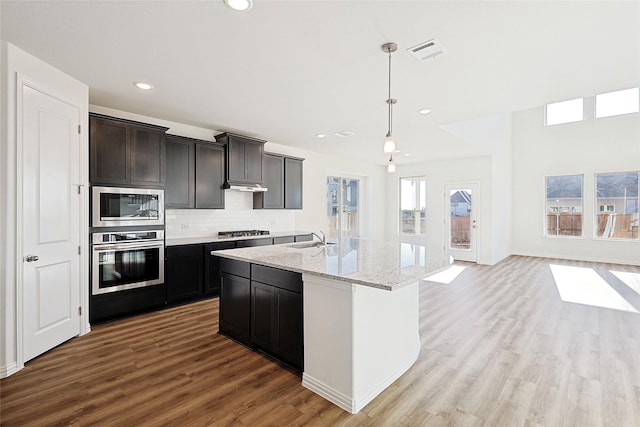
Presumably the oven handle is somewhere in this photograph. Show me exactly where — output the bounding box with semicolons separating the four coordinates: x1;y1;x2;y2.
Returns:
93;241;164;251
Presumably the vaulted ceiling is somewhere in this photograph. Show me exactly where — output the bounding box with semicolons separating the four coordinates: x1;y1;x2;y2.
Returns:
2;1;638;166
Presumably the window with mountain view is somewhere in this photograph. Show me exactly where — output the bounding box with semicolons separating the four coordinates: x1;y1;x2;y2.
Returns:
595;172;639;240
545;175;583;237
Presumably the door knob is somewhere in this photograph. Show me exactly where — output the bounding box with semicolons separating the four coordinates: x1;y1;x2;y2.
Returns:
25;254;39;262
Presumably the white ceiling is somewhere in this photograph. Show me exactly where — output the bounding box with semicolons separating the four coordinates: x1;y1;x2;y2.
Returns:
2;1;638;166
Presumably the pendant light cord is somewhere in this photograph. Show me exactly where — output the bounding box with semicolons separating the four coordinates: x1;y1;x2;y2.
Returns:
388;49;392;135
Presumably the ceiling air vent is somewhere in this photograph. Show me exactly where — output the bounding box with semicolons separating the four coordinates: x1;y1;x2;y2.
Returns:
333;130;355;138
407;39;446;61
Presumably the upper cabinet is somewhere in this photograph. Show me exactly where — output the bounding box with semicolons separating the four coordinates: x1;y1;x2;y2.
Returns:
254;153;304;210
165;135;225;209
89;113;168;187
215;133;266;188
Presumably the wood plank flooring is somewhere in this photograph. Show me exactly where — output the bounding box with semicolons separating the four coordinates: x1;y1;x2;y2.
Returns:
2;256;640;426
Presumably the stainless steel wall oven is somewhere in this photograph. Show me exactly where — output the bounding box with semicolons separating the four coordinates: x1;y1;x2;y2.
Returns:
91;230;165;295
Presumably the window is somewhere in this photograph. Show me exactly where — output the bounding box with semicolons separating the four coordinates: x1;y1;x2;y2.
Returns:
596;87;639;118
400;176;426;234
595;172;639;240
545;98;584;126
545;175;583;237
327;176;361;239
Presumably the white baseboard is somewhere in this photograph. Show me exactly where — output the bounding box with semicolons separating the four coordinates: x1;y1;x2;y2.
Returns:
302;345;420;414
0;362;20;379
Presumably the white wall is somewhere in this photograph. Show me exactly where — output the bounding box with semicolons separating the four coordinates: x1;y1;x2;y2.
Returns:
511;102;640;265
1;42;89;378
90;106;388;240
385;155;495;265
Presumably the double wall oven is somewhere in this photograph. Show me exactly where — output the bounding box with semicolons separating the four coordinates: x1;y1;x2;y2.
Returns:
90;186;165;300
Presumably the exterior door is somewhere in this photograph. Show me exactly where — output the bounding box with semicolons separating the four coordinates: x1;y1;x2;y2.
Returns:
445;183;478;262
22;84;81;362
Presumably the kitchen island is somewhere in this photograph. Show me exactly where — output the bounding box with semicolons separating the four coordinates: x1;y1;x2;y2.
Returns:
213;238;451;414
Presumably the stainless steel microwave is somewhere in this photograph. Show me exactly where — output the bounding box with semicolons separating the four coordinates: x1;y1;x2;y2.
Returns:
92;186;164;228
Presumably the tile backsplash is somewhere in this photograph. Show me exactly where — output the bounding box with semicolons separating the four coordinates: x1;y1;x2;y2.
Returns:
165;191;296;238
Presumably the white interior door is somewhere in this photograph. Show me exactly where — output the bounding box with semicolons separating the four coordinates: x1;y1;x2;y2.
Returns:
22;84;81;362
444;183;478;263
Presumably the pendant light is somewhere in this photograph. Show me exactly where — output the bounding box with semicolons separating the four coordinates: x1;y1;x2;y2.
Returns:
387;155;396;173
382;42;398;155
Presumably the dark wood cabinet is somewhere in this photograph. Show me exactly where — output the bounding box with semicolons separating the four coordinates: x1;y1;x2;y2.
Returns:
284;157;304;209
165;136;195;208
215;133;266;187
254;153;304;210
273;236;295;245
235;238;273;248
89;113;167;187
250;264;303;371
165;135;224;209
219;258;252;347
254;154;284;209
165;245;204;303
204;241;236;296
195;142;225;209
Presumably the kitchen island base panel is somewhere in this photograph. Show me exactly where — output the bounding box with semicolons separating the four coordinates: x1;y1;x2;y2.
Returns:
301;274;420;414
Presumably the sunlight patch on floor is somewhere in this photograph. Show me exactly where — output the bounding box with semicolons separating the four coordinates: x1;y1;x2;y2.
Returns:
423;265;466;284
550;264;638;313
610;270;640;297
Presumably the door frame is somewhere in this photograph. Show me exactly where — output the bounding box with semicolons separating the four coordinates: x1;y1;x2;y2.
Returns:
444;181;479;263
14;73;90;371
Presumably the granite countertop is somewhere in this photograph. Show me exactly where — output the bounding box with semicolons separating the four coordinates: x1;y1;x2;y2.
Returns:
213;238;452;291
165;231;313;247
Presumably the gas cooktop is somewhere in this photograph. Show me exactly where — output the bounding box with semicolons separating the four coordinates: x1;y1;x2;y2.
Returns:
218;230;270;238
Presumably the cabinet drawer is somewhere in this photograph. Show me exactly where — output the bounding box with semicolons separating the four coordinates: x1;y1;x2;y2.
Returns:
273;236;295;245
219;258;250;279
251;264;302;294
166;244;201;258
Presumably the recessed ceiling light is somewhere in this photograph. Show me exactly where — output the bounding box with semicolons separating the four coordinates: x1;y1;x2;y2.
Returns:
316;134;327;139
403;153;411;157
133;82;153;90
223;0;253;11
418;108;432;115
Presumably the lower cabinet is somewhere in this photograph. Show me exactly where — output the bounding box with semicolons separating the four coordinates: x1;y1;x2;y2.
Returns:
219;259;303;372
165;245;203;303
204;241;236;296
219;259;252;347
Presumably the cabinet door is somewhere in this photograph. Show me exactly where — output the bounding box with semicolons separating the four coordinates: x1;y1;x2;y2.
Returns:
255;154;284;209
219;273;251;346
165;245;204;303
235;238;273;248
90;117;129;185
195;143;225;209
204;241;236;296
130;127;165;187
226;139;246;183
251;282;274;350
165;136;195;208
245;140;264;183
284;157;303;209
274;287;303;370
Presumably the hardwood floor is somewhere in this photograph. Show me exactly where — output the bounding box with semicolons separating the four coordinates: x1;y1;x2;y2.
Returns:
2;256;639;426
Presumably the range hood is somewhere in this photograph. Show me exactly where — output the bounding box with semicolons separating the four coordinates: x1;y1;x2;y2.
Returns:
224;183;268;192
215;132;269;193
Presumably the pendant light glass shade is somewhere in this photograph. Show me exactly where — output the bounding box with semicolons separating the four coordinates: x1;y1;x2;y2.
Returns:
383;133;396;154
387;156;396;173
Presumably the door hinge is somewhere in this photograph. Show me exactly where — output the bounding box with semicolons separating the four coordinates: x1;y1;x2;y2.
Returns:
78;124;81;134
78;306;82;316
78;245;81;255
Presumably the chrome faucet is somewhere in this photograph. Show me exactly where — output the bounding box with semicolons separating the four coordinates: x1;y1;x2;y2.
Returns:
311;231;326;245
